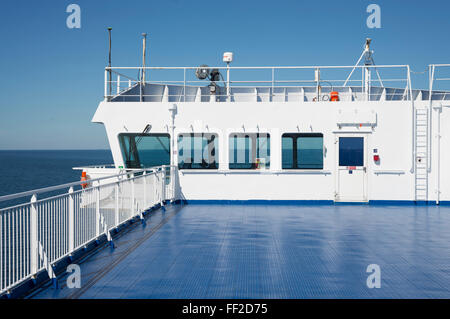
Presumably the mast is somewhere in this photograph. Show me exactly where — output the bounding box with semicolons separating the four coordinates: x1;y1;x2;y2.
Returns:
343;38;384;101
108;27;112;100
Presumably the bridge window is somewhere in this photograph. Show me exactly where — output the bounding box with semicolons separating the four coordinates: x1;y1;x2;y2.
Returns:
282;133;323;169
177;133;218;169
229;133;270;169
118;133;170;168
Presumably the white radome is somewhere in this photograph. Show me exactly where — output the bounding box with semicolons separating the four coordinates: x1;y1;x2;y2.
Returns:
223;52;233;63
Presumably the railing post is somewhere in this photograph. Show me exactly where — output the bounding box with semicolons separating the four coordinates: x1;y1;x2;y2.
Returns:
184;68;186;102
161;167;166;205
271;67;274;102
104;69;108;101
117;75;121;94
30;194;38;276
115;182;119;226
143;171;147;209
131;174;135;217
95;182;100;237
68;187;74;253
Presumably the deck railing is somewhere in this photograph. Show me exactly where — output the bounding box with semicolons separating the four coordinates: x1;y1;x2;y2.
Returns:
0;165;178;295
104;65;412;102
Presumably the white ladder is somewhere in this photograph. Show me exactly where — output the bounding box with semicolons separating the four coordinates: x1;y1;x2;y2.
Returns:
415;108;429;201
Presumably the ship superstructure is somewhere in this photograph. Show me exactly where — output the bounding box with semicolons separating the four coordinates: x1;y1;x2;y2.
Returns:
84;40;450;203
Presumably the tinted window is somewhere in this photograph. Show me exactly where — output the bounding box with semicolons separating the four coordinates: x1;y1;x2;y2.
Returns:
178;133;218;169
229;133;270;169
339;137;364;166
282;133;323;169
281;137;294;169
118;133;170;168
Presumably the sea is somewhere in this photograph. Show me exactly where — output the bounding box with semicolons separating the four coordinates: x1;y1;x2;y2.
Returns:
0;150;113;207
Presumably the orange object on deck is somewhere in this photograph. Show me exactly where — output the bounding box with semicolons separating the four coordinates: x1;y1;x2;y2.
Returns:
330;91;339;102
81;171;88;189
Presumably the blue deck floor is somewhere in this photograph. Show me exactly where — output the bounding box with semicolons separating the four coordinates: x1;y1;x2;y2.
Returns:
29;203;450;299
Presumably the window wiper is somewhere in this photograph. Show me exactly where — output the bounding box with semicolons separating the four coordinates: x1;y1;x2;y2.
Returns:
128;125;151;167
135;124;151;147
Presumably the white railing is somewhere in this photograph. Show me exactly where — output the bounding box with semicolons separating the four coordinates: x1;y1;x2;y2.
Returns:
0;165;178;295
104;65;412;102
429;64;450;100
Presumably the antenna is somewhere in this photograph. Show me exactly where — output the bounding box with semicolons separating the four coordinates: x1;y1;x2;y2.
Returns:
141;33;147;84
107;27;112;99
223;52;233;100
343;38;384;96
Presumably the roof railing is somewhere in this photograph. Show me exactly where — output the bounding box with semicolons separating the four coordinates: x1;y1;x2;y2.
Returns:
103;65;411;102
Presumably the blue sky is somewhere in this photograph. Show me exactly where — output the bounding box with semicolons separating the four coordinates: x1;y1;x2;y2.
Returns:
0;0;449;149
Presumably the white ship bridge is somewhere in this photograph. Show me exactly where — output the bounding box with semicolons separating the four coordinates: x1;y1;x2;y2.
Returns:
90;58;450;204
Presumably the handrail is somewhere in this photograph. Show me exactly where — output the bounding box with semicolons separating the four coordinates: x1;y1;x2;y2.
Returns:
106;65;409;70
0;167;153;203
0;165;178;295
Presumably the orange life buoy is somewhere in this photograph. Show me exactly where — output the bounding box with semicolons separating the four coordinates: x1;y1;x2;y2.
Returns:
81;171;88;189
330;91;339;102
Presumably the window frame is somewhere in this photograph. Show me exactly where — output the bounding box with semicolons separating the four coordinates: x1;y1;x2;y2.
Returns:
228;132;271;170
118;133;171;169
281;133;324;170
177;133;219;170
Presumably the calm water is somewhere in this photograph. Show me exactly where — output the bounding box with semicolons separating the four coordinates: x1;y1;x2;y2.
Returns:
0;150;113;198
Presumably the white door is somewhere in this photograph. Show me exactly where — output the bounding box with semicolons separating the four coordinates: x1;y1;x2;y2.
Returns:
336;136;368;202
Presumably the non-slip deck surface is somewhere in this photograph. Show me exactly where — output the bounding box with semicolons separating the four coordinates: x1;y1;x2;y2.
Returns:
30;204;450;298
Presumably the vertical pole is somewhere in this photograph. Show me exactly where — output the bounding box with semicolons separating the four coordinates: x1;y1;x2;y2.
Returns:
140;33;147;103
95;183;100;237
436;105;441;204
108;27;112;99
142;33;147;84
315;68;320;101
68;187;74;253
365;66;371;101
271;67;274;102
104;69;108;100
226;62;230;101
361;67;364;97
30;194;38;276
115;182;119;226
131;175;135;217
143;171;147;208
428;65;435;172
183;68;186;102
117;75;120;95
408;65;415;174
161;167;166;205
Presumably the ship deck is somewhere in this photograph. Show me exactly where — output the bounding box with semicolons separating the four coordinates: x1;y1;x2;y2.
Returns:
28;203;450;299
